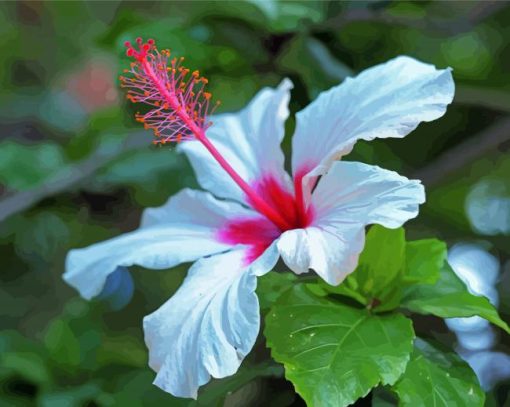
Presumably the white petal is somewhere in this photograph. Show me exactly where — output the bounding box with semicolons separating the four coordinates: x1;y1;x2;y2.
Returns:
143;246;279;399
277;226;364;286
64;189;253;300
141;188;255;228
64;225;231;300
179;79;293;203
278;161;425;286
312;161;425;229
291;56;454;180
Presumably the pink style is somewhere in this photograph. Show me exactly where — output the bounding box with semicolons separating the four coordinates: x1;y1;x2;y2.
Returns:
122;38;316;263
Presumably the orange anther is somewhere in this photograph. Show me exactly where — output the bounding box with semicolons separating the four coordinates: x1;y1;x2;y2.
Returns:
121;39;216;146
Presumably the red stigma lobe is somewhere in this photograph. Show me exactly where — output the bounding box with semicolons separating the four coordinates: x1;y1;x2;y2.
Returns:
121;38;218;145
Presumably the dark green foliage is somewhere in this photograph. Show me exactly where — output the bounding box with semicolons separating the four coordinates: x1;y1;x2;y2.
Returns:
264;229;507;406
1;1;510;405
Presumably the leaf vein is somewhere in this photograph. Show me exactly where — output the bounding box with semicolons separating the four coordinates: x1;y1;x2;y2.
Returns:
290;323;352;335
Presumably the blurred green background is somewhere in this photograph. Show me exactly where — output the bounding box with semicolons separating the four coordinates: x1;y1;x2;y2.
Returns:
0;1;509;406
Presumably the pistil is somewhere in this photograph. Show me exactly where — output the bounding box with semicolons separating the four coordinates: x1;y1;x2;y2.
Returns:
121;38;291;231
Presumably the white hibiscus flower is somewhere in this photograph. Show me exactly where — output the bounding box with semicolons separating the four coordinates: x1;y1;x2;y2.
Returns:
64;38;454;398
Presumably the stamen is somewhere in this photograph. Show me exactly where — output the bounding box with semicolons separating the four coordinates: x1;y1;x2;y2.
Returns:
121;39;218;145
121;38;291;231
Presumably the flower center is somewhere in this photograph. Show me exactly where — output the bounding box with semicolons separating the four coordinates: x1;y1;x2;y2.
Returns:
218;175;314;263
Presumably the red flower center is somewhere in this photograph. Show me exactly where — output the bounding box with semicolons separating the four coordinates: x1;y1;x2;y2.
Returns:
217;175;314;263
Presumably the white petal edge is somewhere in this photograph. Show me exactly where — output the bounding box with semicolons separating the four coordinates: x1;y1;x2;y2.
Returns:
179;79;293;204
64;188;255;300
64;225;231;300
143;243;280;399
291;56;454;199
278;161;425;286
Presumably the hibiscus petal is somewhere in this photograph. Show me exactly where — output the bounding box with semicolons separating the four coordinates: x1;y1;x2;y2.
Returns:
64;188;253;300
291;56;454;184
278;161;424;285
277;226;364;285
141;188;255;228
179;79;293;204
64;225;231;300
312;161;425;229
143;245;279;398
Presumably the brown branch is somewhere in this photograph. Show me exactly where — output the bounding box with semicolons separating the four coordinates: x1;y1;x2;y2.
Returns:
455;85;510;114
413;118;510;187
0;131;148;222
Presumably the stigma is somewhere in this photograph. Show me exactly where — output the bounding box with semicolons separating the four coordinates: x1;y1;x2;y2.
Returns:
120;37;219;145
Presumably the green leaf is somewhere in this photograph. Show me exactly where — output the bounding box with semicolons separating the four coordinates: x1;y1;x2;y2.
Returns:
321;226;405;310
38;383;106;407
257;272;297;311
354;226;405;296
1;352;51;387
371;388;397;407
403;239;446;285
97;335;147;368
246;0;328;32
265;284;414;407
43;319;81;369
0;141;66;191
109;371;187;407
401;263;510;334
14;212;70;262
393;339;485;406
195;362;283;406
0;331;52;387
